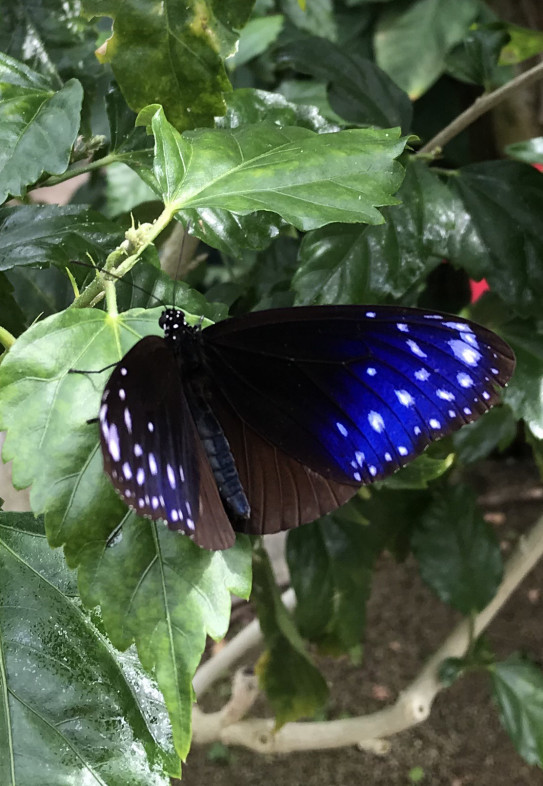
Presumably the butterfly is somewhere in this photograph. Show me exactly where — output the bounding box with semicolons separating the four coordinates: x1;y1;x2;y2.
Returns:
98;305;515;550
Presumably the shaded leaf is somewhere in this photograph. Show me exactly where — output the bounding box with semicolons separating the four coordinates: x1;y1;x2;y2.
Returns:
280;0;337;41
83;0;255;130
293;160;447;304
411;484;503;614
374;0;479;98
0;205;122;272
501;321;543;439
453;406;516;465
450;162;543;317
491;656;543;766
287;498;384;657
252;543;328;727
147;106;406;231
0;53;83;201
379;451;454;490
445;26;510;88
0;511;176;784
280;35;413;131
227;15;284;69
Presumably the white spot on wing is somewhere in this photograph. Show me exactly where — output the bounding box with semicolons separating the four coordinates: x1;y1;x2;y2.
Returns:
368;411;384;433
407;339;427;358
336;421;348;437
136;468;145;486
398;446;408;456
124;408;132;434
457;372;474;388
437;389;455;401
448;339;481;367
122;462;132;480
397;323;409;333
366;367;377;377
415;368;430;382
429;418;441;429
149;453;158;475
366;311;376;318
167;464;176;489
369;465;377;477
119;388;126;401
395;389;414;407
355;451;365;467
353;471;362;481
108;424;120;462
120;367;127;376
134;443;143;457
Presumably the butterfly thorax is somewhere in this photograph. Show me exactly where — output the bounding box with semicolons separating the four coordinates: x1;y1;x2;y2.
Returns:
159;308;250;522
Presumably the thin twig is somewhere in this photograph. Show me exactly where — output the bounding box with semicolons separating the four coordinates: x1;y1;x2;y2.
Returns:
419;59;543;155
192;513;543;753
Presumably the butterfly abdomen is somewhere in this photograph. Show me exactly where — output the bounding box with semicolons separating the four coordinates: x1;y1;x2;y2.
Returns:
186;383;250;521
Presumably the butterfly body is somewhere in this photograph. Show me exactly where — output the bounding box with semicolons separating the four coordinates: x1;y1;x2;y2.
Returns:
99;305;515;550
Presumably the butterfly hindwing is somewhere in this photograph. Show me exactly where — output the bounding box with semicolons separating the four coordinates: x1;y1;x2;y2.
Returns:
202;306;515;487
99;336;235;549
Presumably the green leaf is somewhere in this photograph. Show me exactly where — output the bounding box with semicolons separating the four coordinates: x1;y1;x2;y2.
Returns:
279;36;413;131
280;0;337;41
450;162;543;316
104;162;158;218
217;88;339;133
0;511;177;784
453;406;517;465
505;137;543;166
287;499;383;657
379;451;454;490
499;23;543;65
0;205;123;272
445;26;510;88
501;321;543;438
83;0;255;131
411;484;503;614
374;0;479;98
0;274;27;336
0;305;250;760
292;160;445;304
227;15;284;69
147;106;406;231
252;543;328;727
490;656;543;766
0;53;83;201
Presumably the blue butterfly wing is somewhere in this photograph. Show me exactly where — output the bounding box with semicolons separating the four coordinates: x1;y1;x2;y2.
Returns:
203;306;515;486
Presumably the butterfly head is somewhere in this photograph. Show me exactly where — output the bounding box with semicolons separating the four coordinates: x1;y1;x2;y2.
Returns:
159;308;189;346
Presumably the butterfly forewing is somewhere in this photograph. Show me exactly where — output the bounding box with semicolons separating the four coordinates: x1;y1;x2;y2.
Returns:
98;336;235;549
202;306;515;486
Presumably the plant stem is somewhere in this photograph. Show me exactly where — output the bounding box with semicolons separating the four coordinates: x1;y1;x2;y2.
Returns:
38;153;120;189
419;59;543;155
0;326;16;351
70;206;176;309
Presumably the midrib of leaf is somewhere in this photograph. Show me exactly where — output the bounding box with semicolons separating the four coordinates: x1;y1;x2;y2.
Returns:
0;620;15;785
55;441;101;532
151;526;185;728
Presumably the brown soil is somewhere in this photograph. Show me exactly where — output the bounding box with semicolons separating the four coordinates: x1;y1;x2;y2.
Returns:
181;458;543;786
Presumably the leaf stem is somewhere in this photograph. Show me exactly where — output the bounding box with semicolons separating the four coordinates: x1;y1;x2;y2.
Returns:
419;59;543;155
37;153;120;189
0;326;16;351
70;206;176;309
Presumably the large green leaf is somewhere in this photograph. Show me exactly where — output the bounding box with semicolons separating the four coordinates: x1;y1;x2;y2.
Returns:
0;305;251;760
506;137;543;166
501;321;543;439
0;205;123;272
252;543;328;727
445;26;510;88
147;106;406;231
279;36;413;132
499;23;543;65
227;14;284;69
0;53;83;201
374;0;479;98
450;162;543;317
292;160;446;304
0;512;176;784
411;484;503;614
83;0;255;131
490;656;543;766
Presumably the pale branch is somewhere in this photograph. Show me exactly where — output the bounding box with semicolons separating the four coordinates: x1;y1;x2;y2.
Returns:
419;59;543;155
191;513;543;754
